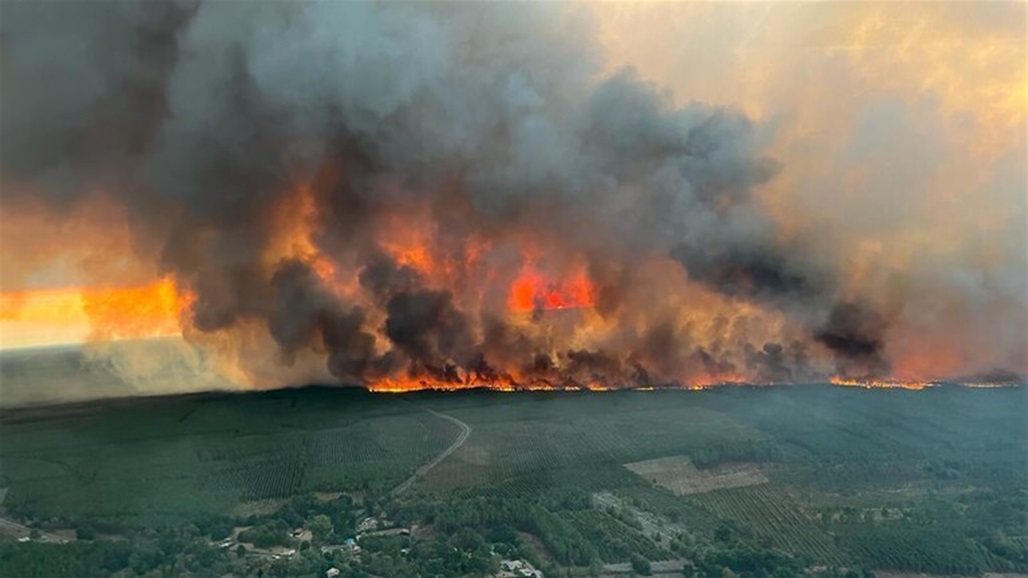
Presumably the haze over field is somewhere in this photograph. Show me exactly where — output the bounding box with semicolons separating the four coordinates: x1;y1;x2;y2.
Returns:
1;2;1026;397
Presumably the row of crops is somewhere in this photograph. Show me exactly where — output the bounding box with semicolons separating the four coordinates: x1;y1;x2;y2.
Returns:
690;485;849;566
838;521;1022;574
561;509;669;563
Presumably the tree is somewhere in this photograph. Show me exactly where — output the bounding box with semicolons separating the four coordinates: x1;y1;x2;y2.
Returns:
630;554;652;576
309;514;333;542
714;525;732;543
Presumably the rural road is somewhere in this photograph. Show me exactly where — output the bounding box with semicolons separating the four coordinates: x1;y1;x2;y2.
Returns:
390;408;471;496
0;516;69;543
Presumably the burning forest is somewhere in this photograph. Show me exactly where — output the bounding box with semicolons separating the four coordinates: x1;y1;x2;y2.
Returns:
1;2;1026;395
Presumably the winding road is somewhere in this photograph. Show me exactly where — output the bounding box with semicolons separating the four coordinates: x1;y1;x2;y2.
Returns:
390;407;471;496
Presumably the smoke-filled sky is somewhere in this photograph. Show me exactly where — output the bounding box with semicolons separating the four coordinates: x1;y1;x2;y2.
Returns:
1;1;1025;393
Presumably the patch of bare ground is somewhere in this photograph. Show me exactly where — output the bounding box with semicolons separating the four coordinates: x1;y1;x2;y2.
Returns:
412;523;437;541
231;498;289;517
598;559;687;576
624;455;767;495
51;529;77;541
230;526;253;541
517;531;558;568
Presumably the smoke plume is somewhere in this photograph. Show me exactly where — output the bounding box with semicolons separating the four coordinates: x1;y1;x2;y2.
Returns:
2;1;1025;392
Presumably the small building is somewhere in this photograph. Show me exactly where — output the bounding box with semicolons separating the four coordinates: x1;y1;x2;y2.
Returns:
326;568;341;578
497;559;543;578
356;517;379;533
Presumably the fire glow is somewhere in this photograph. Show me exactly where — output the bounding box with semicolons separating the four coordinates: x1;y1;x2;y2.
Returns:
0;279;193;349
1;2;1024;396
508;268;597;313
829;377;938;390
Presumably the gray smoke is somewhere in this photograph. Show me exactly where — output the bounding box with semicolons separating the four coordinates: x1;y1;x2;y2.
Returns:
2;1;904;386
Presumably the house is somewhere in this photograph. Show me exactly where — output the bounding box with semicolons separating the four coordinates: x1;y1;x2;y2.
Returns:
319;538;360;556
356;517;379;533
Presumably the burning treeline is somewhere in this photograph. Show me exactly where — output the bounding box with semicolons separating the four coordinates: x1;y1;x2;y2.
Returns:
1;2;1025;392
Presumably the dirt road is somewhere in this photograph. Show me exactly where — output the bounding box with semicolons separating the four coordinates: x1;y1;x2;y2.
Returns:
390;408;471;496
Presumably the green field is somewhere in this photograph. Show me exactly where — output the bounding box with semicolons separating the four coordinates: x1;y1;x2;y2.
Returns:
0;388;459;526
0;385;1025;577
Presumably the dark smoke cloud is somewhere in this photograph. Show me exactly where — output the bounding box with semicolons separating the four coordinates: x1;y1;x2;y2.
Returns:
1;2;190;193
266;260;376;380
1;1;928;387
384;290;472;367
814;302;889;378
672;244;828;303
359;254;422;304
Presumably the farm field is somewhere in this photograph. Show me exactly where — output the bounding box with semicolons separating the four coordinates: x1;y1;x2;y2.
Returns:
624;455;768;495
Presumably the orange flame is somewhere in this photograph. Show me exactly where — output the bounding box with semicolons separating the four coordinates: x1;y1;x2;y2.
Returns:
366;375;619;393
829;376;936;390
1;278;194;348
266;183;340;286
508;267;597;312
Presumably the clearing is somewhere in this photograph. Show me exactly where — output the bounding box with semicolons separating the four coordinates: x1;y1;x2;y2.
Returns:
624;455;767;495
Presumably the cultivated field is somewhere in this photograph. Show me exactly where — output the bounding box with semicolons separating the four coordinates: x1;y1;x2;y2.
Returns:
624;455;768;495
